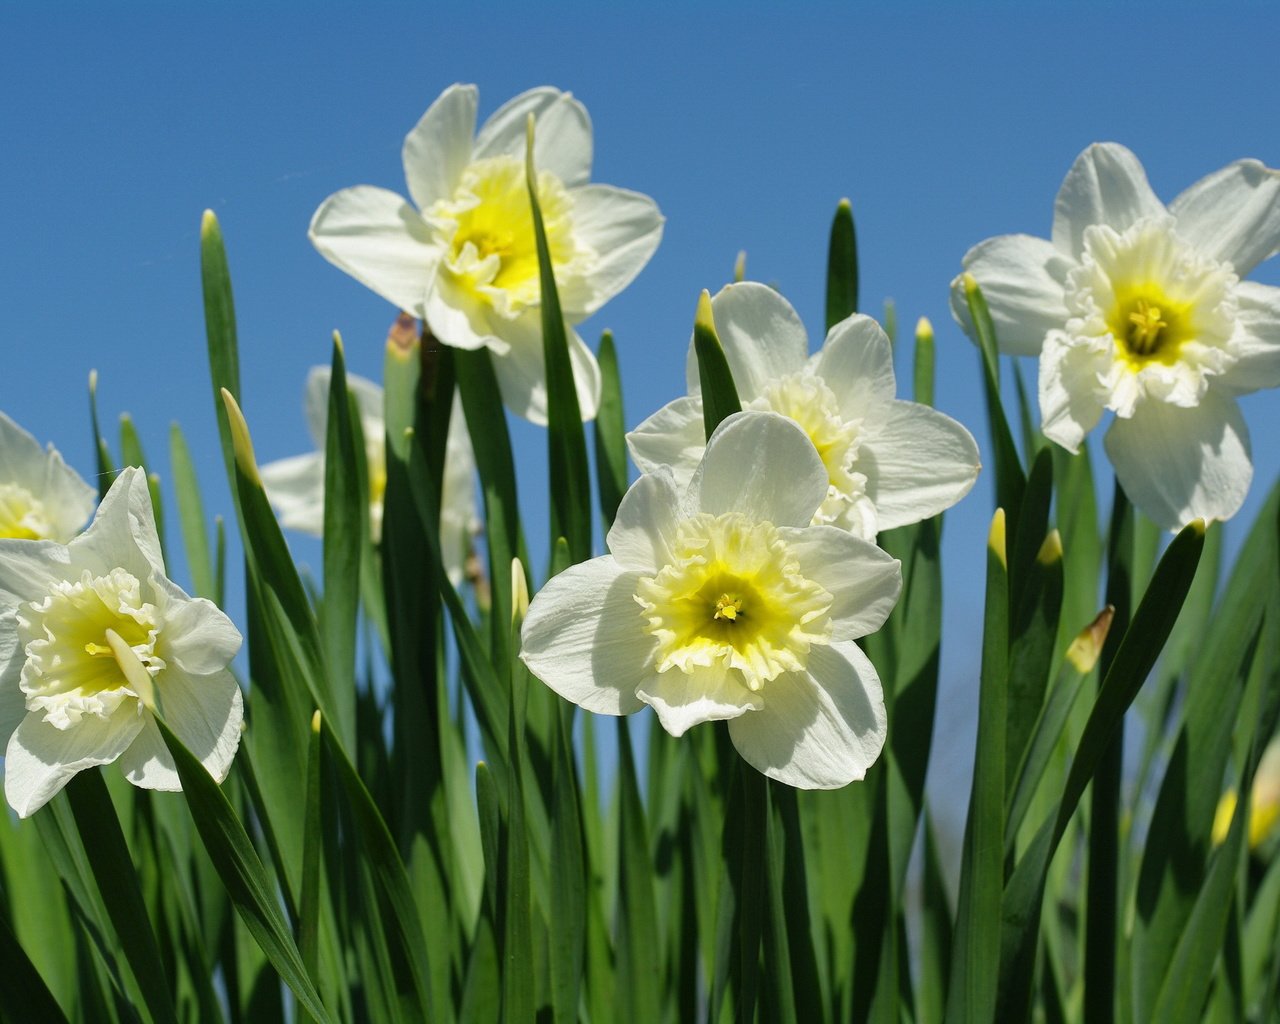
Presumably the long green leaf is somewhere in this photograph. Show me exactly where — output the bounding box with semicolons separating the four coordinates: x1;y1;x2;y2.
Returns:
0;910;70;1024
168;423;216;601
149;717;335;1024
692;290;742;440
945;510;1008;1024
199;210;242;507
594;329;628;531
526;115;592;564
614;720;661;1024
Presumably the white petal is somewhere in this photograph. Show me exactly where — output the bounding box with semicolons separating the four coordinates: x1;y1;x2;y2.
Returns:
728;640;886;789
0;539;66;607
5;708;144;817
70;467;164;583
1052;143;1165;257
685;411;828;528
950;235;1074;356
626;395;705;487
812;314;898;420
473;87;592;188
778;526;902;641
637;665;762;737
519;557;649;716
0;621;26;745
0;412;97;542
133;670;243;783
402;83;478;211
690;283;809;399
157;588;242;675
259;452;325;536
1220;282;1280;395
309;186;438;318
302;366;331;445
1038;330;1110;453
489;315;602;425
606;468;682;573
1104;391;1252;530
858;402;982;531
424;270;500;353
569;185;664;315
114;714;179;790
1170;159;1280;276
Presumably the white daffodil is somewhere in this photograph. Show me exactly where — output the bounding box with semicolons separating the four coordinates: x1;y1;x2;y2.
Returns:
0;410;97;542
952;142;1280;530
309;83;664;425
521;411;899;789
0;467;243;817
259;367;479;585
627;283;980;540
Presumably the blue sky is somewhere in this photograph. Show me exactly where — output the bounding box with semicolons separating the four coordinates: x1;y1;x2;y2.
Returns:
4;3;1279;815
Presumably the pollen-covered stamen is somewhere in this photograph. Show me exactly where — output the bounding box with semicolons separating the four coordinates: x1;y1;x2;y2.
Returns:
1126;298;1167;356
713;592;743;621
636;513;833;689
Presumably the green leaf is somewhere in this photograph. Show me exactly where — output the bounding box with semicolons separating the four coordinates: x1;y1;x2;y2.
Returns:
913;317;936;407
64;770;178;1024
526;116;592;565
945;510;1008;1024
0;910;70;1024
150;716;336;1024
319;715;439;1023
319;333;362;751
87;369;117;496
548;704;586;1024
824;197;858;329
692;290;742;440
961;275;1025;523
917;812;953;1024
614;720;661;1024
199;211;243;508
168;424;216;602
593;330;628;532
297;713;324;1024
996;518;1205;1021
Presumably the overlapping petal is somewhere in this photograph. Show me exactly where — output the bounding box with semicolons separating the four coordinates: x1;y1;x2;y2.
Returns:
950;234;1073;356
403;83;478;211
569;184;664;315
1052;142;1164;257
1170;159;1280;276
1219;282;1280;394
777;526;901;640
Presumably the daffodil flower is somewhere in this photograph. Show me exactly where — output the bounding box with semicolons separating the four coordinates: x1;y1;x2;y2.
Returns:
627;283;980;540
0;467;243;817
259;367;479;585
309;83;664;425
952;142;1280;529
521;411;899;789
0;410;97;542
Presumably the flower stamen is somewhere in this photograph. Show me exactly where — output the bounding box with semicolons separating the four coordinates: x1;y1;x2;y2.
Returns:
1126;298;1167;356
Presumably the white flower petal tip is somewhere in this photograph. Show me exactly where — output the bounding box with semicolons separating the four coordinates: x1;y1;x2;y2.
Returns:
957;144;1280;529
261;367;478;583
310;84;662;423
0;410;97;543
0;468;243;817
520;410;902;790
635;286;979;539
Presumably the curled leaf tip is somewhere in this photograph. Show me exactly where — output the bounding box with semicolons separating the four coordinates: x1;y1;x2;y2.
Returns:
915;316;934;342
694;289;716;338
988;507;1007;566
837;197;852;213
1037;528;1063;566
733;250;747;282
220;388;262;486
1067;605;1114;673
89;369;99;392
1187;517;1209;536
962;271;981;297
511;557;530;627
311;709;322;733
331;330;345;356
200;209;220;237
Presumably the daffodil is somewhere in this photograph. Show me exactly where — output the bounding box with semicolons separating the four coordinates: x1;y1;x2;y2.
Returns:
0;410;97;542
0;467;243;817
521;411;899;789
259;367;479;585
952;143;1280;529
627;283;980;540
309;83;664;425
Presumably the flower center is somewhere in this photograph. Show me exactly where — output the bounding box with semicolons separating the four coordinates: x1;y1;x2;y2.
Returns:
635;513;832;689
748;373;875;534
0;482;53;540
427;155;592;319
17;568;164;729
1108;288;1195;368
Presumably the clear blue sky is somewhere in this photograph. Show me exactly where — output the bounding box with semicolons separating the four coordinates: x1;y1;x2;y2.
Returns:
4;2;1279;819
